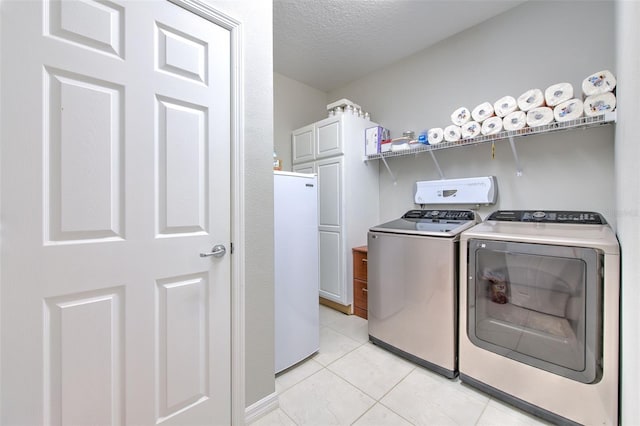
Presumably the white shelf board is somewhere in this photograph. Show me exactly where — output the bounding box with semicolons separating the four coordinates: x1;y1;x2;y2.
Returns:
364;111;617;162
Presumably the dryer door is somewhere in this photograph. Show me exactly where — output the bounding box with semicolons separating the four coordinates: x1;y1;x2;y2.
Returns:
467;239;602;384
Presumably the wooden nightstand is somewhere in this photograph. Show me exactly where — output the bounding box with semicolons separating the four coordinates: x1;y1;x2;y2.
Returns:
352;246;368;319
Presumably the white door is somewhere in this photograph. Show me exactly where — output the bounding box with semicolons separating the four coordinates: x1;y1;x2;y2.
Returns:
0;1;231;425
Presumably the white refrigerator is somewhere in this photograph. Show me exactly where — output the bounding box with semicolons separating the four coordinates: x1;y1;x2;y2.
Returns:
274;171;319;373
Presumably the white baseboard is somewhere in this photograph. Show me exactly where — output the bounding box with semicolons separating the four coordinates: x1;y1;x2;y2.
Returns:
244;391;278;424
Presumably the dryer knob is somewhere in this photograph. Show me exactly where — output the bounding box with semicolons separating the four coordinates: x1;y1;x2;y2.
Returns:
532;211;546;219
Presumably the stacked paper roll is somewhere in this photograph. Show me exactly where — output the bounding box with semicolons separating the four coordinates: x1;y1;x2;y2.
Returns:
503;111;527;131
450;107;471;126
582;70;616;96
471;102;494;123
584;92;617;117
444;125;462;142
494;96;518;118
461;121;481;139
428;127;444;145
554;98;584;122
545;82;573;107
481;116;503;136
526;107;554;127
517;89;545;112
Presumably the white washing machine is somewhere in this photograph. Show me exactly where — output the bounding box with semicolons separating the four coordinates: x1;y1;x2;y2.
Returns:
368;209;478;378
459;210;620;425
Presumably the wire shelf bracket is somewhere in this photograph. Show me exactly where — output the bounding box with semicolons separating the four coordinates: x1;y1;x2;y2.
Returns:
429;150;445;179
379;154;397;184
508;136;523;176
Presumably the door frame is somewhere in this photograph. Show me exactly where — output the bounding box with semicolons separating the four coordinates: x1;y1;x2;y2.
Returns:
0;0;246;423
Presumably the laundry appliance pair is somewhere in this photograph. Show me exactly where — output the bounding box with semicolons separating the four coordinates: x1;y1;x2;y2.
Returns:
370;207;620;425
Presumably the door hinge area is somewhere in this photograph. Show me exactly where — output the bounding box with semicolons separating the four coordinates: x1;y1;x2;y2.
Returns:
230;242;234;254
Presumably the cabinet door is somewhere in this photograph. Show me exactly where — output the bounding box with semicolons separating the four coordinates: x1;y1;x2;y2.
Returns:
292;124;315;164
317;156;344;303
316;115;342;159
292;162;316;174
317;157;342;227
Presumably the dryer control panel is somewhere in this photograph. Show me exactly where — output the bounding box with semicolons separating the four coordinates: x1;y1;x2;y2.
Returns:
487;210;606;224
403;209;476;221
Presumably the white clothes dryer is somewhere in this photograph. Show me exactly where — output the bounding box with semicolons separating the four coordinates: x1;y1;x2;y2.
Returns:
459;210;620;425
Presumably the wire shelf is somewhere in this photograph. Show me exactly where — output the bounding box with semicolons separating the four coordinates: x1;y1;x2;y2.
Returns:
364;111;616;161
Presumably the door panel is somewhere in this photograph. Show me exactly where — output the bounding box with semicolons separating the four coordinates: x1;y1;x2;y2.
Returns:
292;124;315;164
292;162;315;174
316;116;342;158
156;95;208;236
317;157;342;227
45;67;125;242
1;1;231;425
45;287;125;426
156;273;209;421
319;230;342;301
45;0;125;58
156;22;208;84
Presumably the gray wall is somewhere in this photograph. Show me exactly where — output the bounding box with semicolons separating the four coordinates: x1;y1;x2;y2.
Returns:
207;0;275;408
616;1;640;422
327;0;616;225
274;73;327;172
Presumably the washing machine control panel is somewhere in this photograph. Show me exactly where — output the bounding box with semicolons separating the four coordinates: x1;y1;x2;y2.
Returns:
487;210;606;224
403;209;475;221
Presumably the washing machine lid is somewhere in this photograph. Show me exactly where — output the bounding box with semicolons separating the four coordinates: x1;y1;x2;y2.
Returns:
370;209;478;237
463;210;619;254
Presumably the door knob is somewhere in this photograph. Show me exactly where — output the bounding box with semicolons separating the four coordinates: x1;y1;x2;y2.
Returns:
200;244;226;258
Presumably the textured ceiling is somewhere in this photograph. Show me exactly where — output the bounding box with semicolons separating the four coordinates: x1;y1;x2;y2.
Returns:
274;0;526;92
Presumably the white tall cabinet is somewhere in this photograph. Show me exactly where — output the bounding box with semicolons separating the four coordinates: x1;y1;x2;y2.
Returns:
292;113;379;311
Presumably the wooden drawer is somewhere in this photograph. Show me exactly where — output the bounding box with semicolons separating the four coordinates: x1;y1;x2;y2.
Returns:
354;279;368;310
353;248;368;281
353;246;368;319
354;306;368;320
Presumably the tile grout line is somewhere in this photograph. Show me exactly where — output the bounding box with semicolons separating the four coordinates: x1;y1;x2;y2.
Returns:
372;365;419;425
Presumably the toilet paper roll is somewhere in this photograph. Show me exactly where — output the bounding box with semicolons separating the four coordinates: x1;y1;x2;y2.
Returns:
517;88;545;112
503;111;527;131
554;98;584;122
450;107;471;126
526;107;554;127
427;127;444;145
494;95;518;117
481;116;503;136
545;82;574;107
582;70;616;96
584;92;617;117
444;125;462;142
461;121;481;139
471;102;494;123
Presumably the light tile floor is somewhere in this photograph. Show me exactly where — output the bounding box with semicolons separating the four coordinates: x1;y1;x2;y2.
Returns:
251;305;550;426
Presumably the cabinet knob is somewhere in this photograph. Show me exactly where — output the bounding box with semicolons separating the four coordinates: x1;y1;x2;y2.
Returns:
362;288;368;293
362;258;367;263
